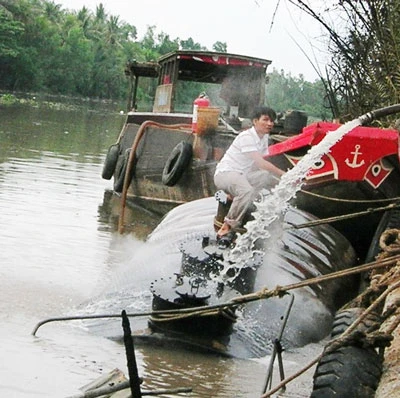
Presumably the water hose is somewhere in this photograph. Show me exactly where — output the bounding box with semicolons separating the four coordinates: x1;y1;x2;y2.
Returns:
118;121;191;234
358;103;400;125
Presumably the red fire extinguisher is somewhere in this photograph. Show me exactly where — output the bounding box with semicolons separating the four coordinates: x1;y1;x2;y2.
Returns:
192;92;210;133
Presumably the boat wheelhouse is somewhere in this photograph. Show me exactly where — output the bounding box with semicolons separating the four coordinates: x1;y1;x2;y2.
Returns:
102;50;308;216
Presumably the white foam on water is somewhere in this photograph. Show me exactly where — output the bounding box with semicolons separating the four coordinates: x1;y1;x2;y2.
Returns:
227;118;363;264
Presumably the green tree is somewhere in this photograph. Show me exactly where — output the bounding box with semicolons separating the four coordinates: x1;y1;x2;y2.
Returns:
50;15;93;94
0;8;24;58
180;37;204;50
212;41;227;52
0;9;24;88
266;68;331;120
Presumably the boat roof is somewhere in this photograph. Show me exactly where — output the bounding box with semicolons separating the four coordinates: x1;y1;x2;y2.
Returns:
124;60;160;78
125;50;271;83
158;50;271;66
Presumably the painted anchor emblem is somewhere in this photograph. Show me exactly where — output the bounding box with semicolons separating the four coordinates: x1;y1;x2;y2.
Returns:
345;144;365;168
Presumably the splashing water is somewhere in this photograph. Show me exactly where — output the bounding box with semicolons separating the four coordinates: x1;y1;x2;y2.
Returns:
227;118;363;264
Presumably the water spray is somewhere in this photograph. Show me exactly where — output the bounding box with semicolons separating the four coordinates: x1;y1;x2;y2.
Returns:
229;104;400;264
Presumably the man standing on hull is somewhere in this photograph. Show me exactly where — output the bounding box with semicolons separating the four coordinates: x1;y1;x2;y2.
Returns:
214;106;285;246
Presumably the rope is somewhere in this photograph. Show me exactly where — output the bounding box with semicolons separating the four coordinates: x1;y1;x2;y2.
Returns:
298;188;400;204
32;253;400;336
261;228;400;398
260;277;400;398
345;229;400;309
151;254;400;323
379;228;400;257
288;202;400;230
326;280;400;353
149;306;236;323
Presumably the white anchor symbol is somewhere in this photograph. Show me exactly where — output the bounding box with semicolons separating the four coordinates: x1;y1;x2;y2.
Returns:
345;144;365;168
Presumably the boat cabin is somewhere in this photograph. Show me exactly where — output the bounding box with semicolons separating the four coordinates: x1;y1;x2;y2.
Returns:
124;50;272;125
106;50;306;216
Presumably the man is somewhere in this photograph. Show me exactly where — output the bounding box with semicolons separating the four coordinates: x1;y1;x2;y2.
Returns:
214;106;285;245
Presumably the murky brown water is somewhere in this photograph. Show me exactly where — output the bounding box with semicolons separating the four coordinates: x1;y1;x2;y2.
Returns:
0;97;320;397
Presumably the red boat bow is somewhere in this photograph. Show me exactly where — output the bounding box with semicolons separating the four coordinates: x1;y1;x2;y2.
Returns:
267;122;400;187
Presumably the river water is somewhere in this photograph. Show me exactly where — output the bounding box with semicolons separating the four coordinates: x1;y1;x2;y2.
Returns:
0;97;322;397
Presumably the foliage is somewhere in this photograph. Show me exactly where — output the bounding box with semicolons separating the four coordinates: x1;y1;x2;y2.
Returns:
0;7;24;58
266;68;332;120
0;93;19;105
291;0;400;121
0;0;326;118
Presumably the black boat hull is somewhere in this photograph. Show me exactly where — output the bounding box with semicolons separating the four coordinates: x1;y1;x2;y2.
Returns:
141;198;358;358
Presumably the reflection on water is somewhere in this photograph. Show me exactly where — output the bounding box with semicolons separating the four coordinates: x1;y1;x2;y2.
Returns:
140;345;269;397
98;190;161;239
0;99;316;397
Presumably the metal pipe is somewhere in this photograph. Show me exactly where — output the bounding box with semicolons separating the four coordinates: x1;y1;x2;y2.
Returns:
262;293;294;394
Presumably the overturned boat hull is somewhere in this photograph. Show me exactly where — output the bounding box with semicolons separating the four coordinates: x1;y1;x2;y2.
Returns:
128;199;359;358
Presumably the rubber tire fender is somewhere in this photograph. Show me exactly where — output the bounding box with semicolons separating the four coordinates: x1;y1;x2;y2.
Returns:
101;143;120;180
331;307;381;338
113;148;131;193
365;208;400;263
311;346;382;398
311;307;382;398
162;141;193;187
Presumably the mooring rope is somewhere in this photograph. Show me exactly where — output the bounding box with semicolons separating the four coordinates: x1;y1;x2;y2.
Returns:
32;253;400;336
299;189;400;204
260;228;400;398
149;306;237;323
260;277;400;398
287;201;400;230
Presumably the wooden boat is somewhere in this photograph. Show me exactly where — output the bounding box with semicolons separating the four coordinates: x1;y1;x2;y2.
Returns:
101;50;308;214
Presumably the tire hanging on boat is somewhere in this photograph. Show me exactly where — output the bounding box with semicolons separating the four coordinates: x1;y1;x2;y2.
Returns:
311;307;382;398
162;141;193;186
113;148;131;193
361;206;400;291
365;207;400;263
101;143;120;180
330;307;381;338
